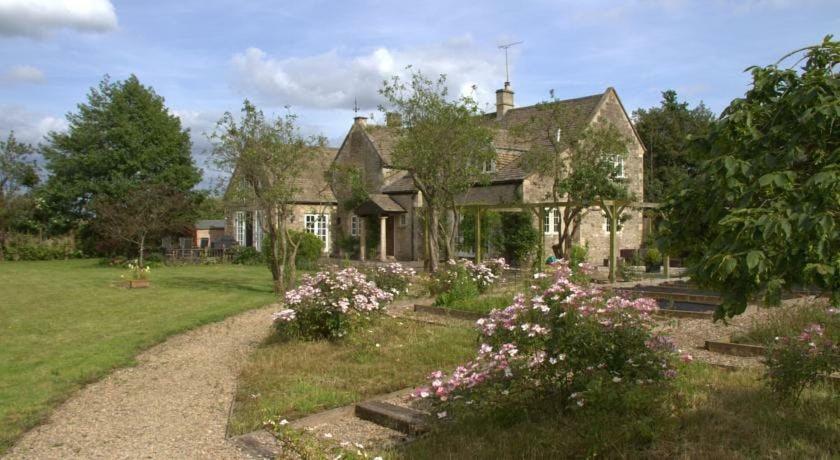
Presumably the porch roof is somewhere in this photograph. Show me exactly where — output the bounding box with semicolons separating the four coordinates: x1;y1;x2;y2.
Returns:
355;194;407;216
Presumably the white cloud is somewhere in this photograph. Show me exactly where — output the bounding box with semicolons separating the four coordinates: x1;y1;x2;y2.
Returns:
1;64;45;84
230;36;505;111
0;0;117;38
0;105;66;144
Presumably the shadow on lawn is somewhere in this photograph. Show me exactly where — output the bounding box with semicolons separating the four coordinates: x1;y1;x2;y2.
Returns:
159;276;275;295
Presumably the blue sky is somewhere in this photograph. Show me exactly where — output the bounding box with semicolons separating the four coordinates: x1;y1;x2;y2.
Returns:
0;0;837;186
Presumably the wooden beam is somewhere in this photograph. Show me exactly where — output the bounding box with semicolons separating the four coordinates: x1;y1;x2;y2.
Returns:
538;207;545;272
475;208;482;263
609;202;618;283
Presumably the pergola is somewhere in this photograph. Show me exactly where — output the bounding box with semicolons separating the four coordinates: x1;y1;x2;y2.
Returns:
459;200;664;283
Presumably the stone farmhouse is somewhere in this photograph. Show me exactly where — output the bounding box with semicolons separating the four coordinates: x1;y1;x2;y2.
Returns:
224;82;645;266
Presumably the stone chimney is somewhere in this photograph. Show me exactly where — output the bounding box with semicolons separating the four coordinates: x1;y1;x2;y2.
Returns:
354;116;367;127
495;82;514;119
385;112;402;128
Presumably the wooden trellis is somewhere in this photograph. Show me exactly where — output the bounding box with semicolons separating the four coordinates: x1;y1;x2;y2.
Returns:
458;200;662;283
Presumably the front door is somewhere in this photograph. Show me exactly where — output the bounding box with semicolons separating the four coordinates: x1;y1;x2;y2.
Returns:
386;216;395;257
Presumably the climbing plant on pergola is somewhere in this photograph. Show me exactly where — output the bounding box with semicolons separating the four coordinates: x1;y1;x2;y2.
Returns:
461;199;661;282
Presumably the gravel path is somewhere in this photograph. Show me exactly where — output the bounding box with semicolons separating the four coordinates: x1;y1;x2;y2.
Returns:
5;304;280;460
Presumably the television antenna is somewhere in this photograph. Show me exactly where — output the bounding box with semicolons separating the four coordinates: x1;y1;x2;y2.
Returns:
498;41;523;83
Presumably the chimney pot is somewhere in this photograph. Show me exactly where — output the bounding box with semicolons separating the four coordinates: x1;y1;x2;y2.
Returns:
496;83;514;119
354;116;367;127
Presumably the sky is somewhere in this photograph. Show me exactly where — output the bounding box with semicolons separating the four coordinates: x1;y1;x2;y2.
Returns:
0;0;837;187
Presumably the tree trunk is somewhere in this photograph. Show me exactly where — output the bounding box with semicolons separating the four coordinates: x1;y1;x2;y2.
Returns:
427;207;441;272
0;229;5;261
560;207;581;259
138;235;146;267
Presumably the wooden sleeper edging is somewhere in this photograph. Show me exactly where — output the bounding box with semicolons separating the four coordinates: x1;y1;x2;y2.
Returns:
354;400;429;435
413;304;483;321
705;340;767;357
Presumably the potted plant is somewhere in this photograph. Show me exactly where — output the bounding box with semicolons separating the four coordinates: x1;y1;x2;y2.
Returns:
644;247;663;273
123;261;151;288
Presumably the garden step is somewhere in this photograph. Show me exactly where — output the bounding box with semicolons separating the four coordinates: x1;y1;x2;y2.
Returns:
354;401;429;435
618;288;721;305
653;309;713;319
705;340;767;357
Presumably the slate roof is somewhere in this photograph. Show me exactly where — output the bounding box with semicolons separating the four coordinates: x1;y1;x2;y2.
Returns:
195;219;226;230
375;90;607;195
292;147;338;203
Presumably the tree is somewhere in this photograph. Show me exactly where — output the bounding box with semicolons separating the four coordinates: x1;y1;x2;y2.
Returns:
633;90;716;202
91;184;193;266
41;75;201;232
380;71;496;271
211;100;325;294
660;36;840;318
514;93;632;258
0;132;38;259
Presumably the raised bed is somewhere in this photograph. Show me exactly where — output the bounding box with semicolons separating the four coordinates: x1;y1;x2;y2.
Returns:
705;340;767;357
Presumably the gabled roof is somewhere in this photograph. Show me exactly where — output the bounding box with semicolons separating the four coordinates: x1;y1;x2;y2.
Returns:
364;126;398;166
355;193;407;216
224;147;338;204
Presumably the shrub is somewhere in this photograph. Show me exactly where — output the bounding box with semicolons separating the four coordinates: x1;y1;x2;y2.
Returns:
273;267;394;340
493;212;539;267
765;320;840;401
644;248;662;267
366;263;416;297
3;234;83;261
569;244;589;268
289;230;323;270
233;246;264;265
415;260;679;414
430;259;508;306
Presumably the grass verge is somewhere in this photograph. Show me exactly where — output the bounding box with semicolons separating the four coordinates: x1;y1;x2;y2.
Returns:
391;364;840;459
228;317;476;435
0;259;276;454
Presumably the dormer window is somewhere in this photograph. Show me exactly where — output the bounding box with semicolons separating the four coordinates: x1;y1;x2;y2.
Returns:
483;159;497;173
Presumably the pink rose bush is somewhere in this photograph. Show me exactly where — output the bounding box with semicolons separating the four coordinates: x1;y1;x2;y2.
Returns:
274;267;395;340
430;258;510;307
416;260;678;411
365;263;416;298
766;321;839;401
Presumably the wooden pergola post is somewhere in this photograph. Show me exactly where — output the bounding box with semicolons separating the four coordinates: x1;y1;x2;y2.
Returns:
538;207;546;272
474;207;482;263
608;202;618;283
663;254;670;278
359;218;366;261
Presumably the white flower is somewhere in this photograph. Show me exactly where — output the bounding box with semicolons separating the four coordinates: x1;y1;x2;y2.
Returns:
279;419;289;425
323;432;333;438
612;376;622;383
437;411;447;419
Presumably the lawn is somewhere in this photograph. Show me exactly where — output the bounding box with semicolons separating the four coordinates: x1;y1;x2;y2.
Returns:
0;259;276;453
392;364;840;459
229;317;476;435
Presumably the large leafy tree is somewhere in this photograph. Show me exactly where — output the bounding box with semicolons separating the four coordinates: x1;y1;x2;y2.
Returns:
633;90;716;202
0;132;38;259
41;75;201;232
380;71;496;271
211;100;326;294
514;93;632;258
660;36;840;318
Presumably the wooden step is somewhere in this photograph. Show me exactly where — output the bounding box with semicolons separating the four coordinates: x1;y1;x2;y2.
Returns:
354;400;429;435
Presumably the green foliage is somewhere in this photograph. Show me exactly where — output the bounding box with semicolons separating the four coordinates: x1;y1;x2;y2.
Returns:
335;233;360;257
633;90;716;202
660;37;840;317
193;192;225;220
644;247;663;267
432;264;480;307
2;234;83;261
459;210;502;253
0;132;38;259
288;230;323;270
569;244;589;267
493;212;539;267
233;246;265;265
733;302;840;346
41;75;200;232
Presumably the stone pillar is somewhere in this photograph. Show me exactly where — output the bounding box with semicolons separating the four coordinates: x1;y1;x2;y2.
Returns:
379;216;387;262
359;218;366;261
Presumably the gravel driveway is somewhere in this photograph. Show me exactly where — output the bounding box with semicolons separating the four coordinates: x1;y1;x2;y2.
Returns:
5;304;279;460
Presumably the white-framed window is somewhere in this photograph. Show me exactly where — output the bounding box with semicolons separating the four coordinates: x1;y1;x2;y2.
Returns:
399;214;408;227
611;155;626;179
253;211;263;251
543;208;560;234
305;213;330;252
483;159;497;173
604;214;624;232
234;211;246;245
350;214;360;237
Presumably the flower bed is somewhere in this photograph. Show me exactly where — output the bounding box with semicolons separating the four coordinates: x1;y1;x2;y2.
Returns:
430;258;509;307
416;260;681;412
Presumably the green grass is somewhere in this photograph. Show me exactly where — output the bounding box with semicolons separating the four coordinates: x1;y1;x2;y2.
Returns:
228;317;477;435
392;364;840;459
0;259;276;453
443;293;514;315
732;302;840;346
